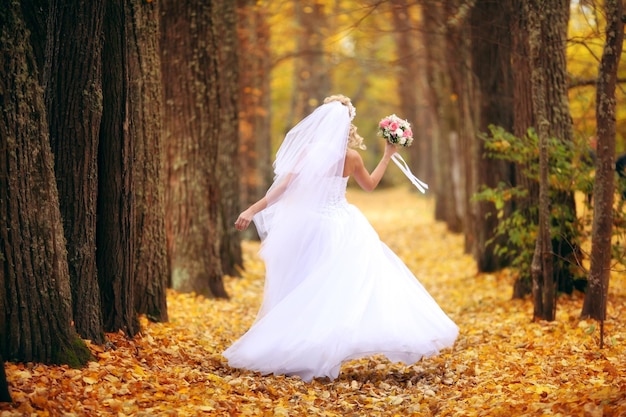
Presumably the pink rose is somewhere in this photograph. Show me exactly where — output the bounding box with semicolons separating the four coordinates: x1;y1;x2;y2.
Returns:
403;128;412;137
389;121;399;131
379;118;391;128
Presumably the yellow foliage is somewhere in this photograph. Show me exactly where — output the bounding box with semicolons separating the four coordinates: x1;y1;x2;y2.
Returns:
567;3;626;148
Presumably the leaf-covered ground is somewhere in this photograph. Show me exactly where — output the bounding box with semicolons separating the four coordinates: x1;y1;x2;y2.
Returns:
2;186;626;416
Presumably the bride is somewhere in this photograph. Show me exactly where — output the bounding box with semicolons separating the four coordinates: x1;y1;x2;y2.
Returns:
224;95;458;382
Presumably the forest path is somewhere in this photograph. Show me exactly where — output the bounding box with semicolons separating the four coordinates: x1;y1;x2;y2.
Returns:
2;187;625;416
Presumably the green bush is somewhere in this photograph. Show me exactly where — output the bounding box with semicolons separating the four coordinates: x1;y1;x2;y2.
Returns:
473;125;610;286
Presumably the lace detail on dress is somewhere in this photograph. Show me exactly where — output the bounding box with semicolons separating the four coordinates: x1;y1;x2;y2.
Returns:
319;177;349;216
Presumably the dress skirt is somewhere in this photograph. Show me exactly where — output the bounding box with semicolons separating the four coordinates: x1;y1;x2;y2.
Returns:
223;179;458;382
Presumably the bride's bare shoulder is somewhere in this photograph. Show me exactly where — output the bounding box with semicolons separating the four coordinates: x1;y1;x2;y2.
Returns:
343;148;364;177
345;148;362;161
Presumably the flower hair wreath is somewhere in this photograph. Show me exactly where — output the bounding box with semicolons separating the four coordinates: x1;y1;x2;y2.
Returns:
347;102;356;121
323;94;356;121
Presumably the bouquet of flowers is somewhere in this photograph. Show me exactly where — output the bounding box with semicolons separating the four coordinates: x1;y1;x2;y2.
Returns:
378;114;413;147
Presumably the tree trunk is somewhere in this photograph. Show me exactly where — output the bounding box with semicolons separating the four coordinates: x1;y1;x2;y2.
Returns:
422;0;461;231
540;0;579;297
391;0;433;195
127;0;169;323
513;0;579;301
530;72;556;321
43;0;105;343
510;0;537;298
216;1;242;278
0;1;90;366
391;0;419;142
289;2;330;125
582;0;623;321
413;12;434;184
0;352;9;402
236;0;273;241
444;0;473;241
161;0;229;298
469;0;515;271
528;0;573;321
98;0;140;336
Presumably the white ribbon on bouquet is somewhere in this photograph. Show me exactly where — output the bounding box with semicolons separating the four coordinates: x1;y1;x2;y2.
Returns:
391;153;428;194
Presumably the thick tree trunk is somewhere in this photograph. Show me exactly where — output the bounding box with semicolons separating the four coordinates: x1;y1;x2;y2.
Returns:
469;0;514;271
0;352;9;402
43;0;105;343
161;0;229;298
98;0;140;336
127;0;169;323
236;0;272;241
0;2;90;365
582;0;623;321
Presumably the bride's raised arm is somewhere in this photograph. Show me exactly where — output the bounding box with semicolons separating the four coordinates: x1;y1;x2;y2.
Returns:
348;142;397;192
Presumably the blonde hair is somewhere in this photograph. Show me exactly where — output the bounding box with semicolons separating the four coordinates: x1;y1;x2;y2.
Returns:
348;124;366;150
323;94;366;150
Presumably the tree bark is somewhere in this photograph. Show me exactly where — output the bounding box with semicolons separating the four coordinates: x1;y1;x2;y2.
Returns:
537;0;579;298
127;0;169;323
161;0;230;298
469;0;515;271
217;1;242;278
422;0;461;231
391;0;419;143
391;0;434;197
582;0;623;321
19;0;47;80
236;0;273;241
512;0;579;301
43;0;105;343
0;352;9;402
0;1;90;365
510;0;537;298
98;0;140;336
528;0;574;321
413;9;434;184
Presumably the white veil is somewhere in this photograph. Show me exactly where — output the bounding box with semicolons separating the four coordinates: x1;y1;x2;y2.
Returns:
253;101;351;239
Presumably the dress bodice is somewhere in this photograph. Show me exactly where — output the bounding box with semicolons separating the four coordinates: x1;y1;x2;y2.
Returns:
329;176;349;200
319;176;349;215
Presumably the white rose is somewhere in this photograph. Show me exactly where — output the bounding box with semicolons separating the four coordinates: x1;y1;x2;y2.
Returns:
394;128;404;138
400;136;407;145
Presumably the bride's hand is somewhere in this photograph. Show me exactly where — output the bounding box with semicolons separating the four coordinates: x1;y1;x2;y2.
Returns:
384;141;398;158
235;209;254;231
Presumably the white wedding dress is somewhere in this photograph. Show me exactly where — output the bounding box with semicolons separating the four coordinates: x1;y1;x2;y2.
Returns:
223;176;458;382
223;101;458;382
